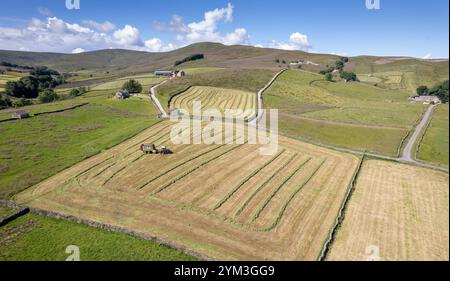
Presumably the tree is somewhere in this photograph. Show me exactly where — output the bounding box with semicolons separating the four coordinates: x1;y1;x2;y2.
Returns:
325;73;333;82
340;71;358;82
122;79;142;94
69;87;87;97
38;89;58;103
416;85;429;96
429;80;449;103
335;60;345;71
4;76;40;98
340;57;349;63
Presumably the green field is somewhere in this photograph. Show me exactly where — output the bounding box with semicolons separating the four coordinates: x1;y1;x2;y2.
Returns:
91;75;163;91
264;70;423;155
0;213;198;261
348;57;449;93
417;105;449;166
0;92;159;199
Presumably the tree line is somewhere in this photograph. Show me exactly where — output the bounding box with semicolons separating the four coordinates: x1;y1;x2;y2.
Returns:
416;80;449;103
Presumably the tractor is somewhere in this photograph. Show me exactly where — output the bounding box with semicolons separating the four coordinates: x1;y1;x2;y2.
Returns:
140;143;172;155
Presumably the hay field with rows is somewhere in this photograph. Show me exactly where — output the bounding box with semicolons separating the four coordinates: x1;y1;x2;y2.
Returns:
328;160;449;261
170;86;256;120
16;120;359;260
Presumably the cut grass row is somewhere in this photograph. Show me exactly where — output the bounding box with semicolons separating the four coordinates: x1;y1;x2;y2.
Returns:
250;157;312;223
151;143;246;195
170;86;256;119
264;160;326;231
235;153;298;217
213;149;286;210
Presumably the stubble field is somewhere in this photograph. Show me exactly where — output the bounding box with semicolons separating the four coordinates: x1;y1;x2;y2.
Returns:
328;160;449;261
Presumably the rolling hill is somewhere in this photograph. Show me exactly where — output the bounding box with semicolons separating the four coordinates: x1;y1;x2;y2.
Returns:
0;42;448;91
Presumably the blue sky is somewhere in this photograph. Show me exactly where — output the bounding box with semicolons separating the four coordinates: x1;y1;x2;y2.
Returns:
0;0;448;58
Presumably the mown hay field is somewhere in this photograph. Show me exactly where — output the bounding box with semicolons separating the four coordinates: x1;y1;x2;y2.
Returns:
16;121;359;260
170;86;256;120
328;160;449;261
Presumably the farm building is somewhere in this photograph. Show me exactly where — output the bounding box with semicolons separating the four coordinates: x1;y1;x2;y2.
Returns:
409;95;440;104
115;89;130;100
154;71;173;77
154;70;186;78
11;110;29;119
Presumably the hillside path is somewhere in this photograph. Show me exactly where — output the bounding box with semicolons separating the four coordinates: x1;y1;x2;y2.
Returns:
150;80;169;118
400;104;437;162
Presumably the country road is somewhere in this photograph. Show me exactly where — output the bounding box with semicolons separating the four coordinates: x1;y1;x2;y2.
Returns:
400;104;437;162
150;80;169;118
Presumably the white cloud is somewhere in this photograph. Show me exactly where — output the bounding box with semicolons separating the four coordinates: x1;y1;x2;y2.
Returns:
0;17;174;53
144;38;174;52
0;3;250;53
71;47;86;54
113;25;143;46
422;53;433;59
38;7;52;17
169;3;249;46
82;20;116;32
188;3;233;33
268;32;311;51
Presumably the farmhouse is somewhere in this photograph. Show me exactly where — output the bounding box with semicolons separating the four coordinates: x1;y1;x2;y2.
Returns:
154;70;186;78
115;89;130;100
11;110;29;119
409;95;440;104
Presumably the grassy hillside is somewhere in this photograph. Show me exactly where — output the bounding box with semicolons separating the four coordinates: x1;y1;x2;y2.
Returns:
3;42;446;81
0;91;159;199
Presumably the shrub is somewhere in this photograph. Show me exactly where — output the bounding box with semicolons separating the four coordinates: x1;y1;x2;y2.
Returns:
0;94;12;109
12;98;33;108
38;89;58;103
122;79;143;94
340;71;358;82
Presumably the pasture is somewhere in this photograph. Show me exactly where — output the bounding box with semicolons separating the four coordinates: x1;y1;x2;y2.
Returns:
0;91;160;199
328;160;449;261
0;213;198;261
417;105;449;166
91;75;164;91
169;86;256;120
264;70;424;156
16;121;359;260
